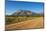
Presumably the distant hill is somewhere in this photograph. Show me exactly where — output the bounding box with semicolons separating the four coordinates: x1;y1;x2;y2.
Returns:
6;10;43;17
12;10;32;16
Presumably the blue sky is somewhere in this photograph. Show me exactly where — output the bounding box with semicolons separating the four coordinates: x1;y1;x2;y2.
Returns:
6;0;44;15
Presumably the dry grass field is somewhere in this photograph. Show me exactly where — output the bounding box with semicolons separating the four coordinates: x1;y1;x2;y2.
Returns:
6;17;44;30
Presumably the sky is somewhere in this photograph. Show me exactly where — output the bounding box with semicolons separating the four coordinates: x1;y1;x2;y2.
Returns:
5;0;44;15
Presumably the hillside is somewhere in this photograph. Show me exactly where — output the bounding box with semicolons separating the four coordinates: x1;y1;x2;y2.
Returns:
12;10;32;16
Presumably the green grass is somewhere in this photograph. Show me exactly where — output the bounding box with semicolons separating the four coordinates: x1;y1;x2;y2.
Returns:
5;16;34;25
5;16;43;25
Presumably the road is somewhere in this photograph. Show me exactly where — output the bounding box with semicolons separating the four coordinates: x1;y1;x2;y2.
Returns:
6;17;44;30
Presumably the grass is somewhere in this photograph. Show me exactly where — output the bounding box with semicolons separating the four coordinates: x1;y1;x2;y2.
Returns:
5;16;43;25
5;16;33;25
6;17;44;30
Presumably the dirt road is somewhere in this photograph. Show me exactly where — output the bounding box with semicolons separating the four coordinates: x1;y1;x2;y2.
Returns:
6;17;44;30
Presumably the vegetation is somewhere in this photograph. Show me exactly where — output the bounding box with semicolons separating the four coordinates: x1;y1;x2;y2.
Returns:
5;10;44;25
5;16;32;25
5;15;43;25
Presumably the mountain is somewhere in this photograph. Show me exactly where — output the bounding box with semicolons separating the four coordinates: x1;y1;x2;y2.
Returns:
12;10;32;16
11;10;43;16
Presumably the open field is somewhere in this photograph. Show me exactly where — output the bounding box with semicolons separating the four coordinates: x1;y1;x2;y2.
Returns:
5;16;38;25
6;17;44;30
